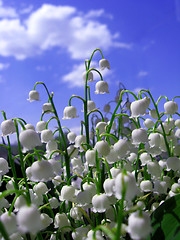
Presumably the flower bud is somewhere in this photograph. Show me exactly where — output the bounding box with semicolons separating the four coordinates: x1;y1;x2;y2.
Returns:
85;149;96;166
67;131;76;143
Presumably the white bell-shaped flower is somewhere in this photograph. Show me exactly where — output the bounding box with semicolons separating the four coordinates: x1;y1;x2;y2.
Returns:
166;156;180;171
40;213;53;230
67;145;79;158
74;135;86;152
70;207;83;220
83;182;97;196
76;190;92;208
128;152;137;163
36;121;46;132
63;106;78;119
27;90;39;102
153;180;167;194
67;132;76;143
149;109;158;119
30;159;54;182
175;128;180;138
171;183;180;193
60;185;76;202
147;161;161;178
83;100;96;112
87;229;104;240
110;167;121;178
72;226;90;240
99;58;110;70
126;211;152;240
103;178;115;196
0;212;17;235
42;103;53;113
49;197;60;209
85;149;96;166
143;118;154;129
14;195;27;211
95;81;109;94
95;121;107;135
148;133;160;147
54;213;71;231
33;182;49;196
41;129;54;143
94;140;110;156
164;101;178;115
1;119;16;136
130;97;150;117
113;139;129;158
17;205;42;234
83;71;94;82
175;119;180;128
92;193;111;213
140;180;153;192
49;159;62;175
114;171;137;201
19;129;42;152
105;146;119;164
0;157;9;175
132;128;148;145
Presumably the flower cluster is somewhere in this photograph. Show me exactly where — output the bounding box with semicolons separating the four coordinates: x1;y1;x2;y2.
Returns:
0;49;179;240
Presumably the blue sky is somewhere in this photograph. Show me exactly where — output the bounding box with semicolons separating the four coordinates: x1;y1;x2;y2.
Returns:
0;0;180;134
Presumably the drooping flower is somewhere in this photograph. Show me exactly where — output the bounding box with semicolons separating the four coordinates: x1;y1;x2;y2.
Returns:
74;135;86;152
83;71;94;82
29;159;54;182
63;106;78;119
36;121;46;132
19;129;42;152
164;101;178;115
131;128;148;145
99;58;110;70
42;103;53;113
92;193;111;213
130;97;150;117
0;157;9;175
85;149;96;166
41;129;54;143
27;90;40;102
17;205;42;235
0;212;17;235
113;139;129;158
1;119;16;136
95;81;109;94
40;213;53;230
94;140;110;156
95;121;107;135
54;213;71;231
67;131;76;143
126;211;152;240
114;171;137;201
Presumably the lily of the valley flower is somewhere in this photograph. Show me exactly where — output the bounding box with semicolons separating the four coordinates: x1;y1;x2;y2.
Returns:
63;106;78;119
19;129;42;152
99;58;110;70
95;81;109;94
27;90;40;102
1;119;16;136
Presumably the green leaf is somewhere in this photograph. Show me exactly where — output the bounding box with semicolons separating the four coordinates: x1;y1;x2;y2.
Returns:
148;194;180;240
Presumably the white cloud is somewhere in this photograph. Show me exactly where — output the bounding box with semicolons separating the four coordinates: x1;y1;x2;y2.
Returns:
0;62;9;70
137;71;149;78
0;1;18;18
0;3;131;60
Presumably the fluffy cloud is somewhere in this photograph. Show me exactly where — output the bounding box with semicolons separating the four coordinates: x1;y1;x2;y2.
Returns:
0;1;18;18
0;3;131;60
0;62;9;70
